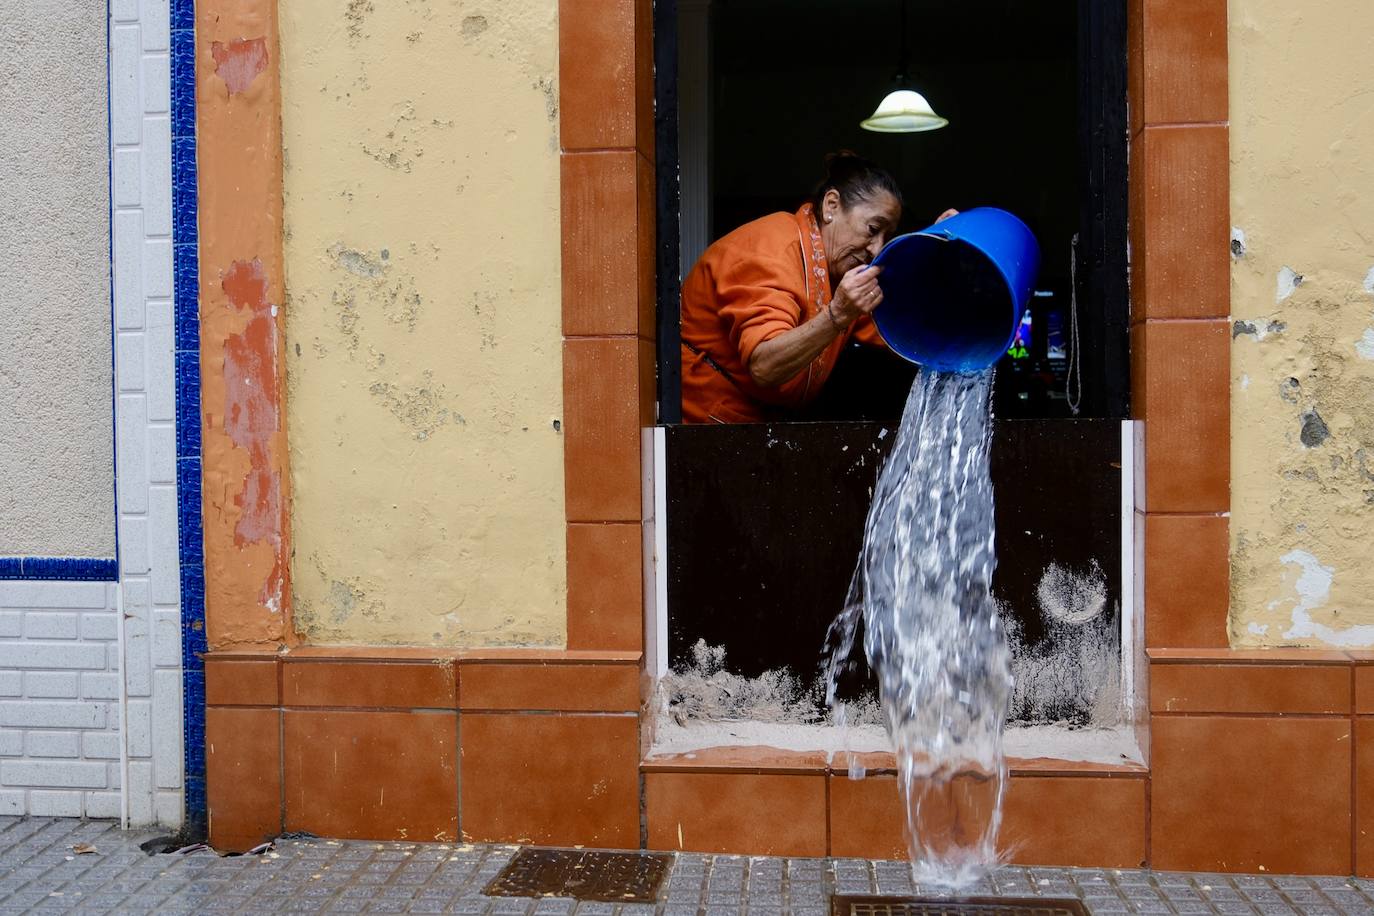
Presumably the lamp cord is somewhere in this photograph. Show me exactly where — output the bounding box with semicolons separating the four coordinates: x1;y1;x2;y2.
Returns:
1067;232;1083;416
897;0;909;83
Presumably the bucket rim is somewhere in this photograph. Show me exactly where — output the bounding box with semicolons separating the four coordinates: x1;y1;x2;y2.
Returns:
870;228;1026;371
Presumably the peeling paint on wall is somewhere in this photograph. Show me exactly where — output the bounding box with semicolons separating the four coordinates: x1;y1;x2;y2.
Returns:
1275;266;1302;303
279;0;565;646
1229;0;1374;647
222;259;286;613
197;2;294;649
211;38;268;95
1270;550;1374;647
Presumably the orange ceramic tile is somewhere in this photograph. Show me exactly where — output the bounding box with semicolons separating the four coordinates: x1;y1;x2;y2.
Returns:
1357;719;1374;877
563;337;644;522
1151;715;1352;874
643;746;830;775
282;710;458;841
634;0;654;159
566;523;644;652
1007;758;1150;776
459;648;641;664
285;645;459;661
561;152;641;337
206;707;281;851
1144;514;1230;648
559;0;636;150
637;152;657;341
1357;664;1374;715
458;662;639;712
1149;648;1352;664
1003;775;1148;868
646;772;827;856
828;775;907;859
1134;126;1230;320
1137;0;1229;127
460;713;639;847
205;657;279;706
1151;663;1351;714
282;659;456;709
826;752;1148;779
1138;320;1230;513
830;750;898;776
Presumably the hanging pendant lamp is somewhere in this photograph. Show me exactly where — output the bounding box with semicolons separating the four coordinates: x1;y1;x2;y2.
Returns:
861;0;948;133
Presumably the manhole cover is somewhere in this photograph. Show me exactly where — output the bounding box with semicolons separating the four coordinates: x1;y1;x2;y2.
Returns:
831;894;1092;916
485;848;673;903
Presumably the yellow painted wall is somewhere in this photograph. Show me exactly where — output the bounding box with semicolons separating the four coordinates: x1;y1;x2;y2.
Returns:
1229;1;1374;646
279;0;566;646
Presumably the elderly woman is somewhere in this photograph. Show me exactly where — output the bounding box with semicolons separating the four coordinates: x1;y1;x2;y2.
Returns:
681;153;951;423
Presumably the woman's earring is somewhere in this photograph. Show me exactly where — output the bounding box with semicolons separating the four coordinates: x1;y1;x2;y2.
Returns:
824;215;832;223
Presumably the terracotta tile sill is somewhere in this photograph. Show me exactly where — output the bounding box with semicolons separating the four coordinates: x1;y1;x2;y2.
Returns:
205;643;285;659
205;645;643;665
641;745;1148;778
1148;648;1354;665
458;649;641;665
642;745;831;775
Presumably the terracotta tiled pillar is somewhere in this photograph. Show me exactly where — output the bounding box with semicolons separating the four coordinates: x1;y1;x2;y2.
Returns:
195;0;294;649
1131;0;1354;875
1128;0;1231;651
410;0;659;851
559;0;658;653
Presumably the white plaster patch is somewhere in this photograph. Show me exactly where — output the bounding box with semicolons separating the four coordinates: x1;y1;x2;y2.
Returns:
1246;621;1268;636
1357;328;1374;361
1230;226;1247;259
1363;266;1374;295
1240;373;1251;390
1276;266;1302;303
1276;550;1374;647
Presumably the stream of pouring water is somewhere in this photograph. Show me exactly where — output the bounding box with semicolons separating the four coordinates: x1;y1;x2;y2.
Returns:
825;369;1012;891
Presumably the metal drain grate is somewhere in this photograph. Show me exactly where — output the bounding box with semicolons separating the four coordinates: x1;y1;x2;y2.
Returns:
485;848;673;903
831;894;1092;916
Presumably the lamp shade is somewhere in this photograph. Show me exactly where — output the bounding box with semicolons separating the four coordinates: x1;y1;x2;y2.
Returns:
860;89;948;133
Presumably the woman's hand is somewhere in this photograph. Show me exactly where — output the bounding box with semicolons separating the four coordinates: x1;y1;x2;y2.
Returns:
747;264;883;387
829;264;884;328
936;208;959;223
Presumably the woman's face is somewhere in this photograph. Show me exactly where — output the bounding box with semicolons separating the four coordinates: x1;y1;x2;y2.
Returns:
820;188;902;280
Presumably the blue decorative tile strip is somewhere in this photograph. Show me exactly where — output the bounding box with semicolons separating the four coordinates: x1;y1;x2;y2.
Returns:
176;459;205;565
171;0;195;34
174;350;203;458
0;558;119;581
174;243;200;352
171;1;208;837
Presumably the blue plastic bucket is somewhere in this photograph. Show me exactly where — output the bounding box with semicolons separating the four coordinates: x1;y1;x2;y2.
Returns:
870;207;1041;372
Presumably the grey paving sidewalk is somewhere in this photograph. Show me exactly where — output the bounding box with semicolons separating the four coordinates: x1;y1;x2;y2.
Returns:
2;817;1373;914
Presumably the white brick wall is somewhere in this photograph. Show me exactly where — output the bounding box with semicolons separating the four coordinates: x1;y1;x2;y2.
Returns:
0;1;184;826
0;583;120;817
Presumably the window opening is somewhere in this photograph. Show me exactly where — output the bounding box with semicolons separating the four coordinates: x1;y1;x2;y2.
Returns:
650;0;1135;760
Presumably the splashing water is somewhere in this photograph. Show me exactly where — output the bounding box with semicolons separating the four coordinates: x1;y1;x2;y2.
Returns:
825;369;1012;890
